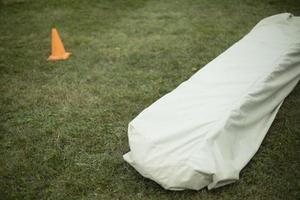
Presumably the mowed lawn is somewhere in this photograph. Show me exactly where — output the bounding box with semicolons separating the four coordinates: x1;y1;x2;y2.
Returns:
0;0;299;199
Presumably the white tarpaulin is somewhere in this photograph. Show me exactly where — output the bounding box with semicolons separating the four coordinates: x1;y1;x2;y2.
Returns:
123;13;300;190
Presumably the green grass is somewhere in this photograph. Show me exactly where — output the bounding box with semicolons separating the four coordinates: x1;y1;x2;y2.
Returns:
0;0;299;199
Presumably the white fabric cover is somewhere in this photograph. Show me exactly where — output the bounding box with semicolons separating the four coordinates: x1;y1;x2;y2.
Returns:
123;13;300;190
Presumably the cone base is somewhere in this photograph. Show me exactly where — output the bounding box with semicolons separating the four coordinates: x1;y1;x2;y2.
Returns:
48;52;71;61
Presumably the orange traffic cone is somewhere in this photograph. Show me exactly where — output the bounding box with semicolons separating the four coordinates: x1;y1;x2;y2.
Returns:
48;28;71;61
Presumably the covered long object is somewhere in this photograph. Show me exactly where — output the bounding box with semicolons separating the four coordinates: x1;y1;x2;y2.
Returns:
123;13;300;190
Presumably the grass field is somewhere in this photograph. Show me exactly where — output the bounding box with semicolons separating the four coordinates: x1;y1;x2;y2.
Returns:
1;0;300;199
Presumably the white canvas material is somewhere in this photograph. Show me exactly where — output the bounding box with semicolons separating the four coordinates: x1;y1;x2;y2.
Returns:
123;13;300;190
